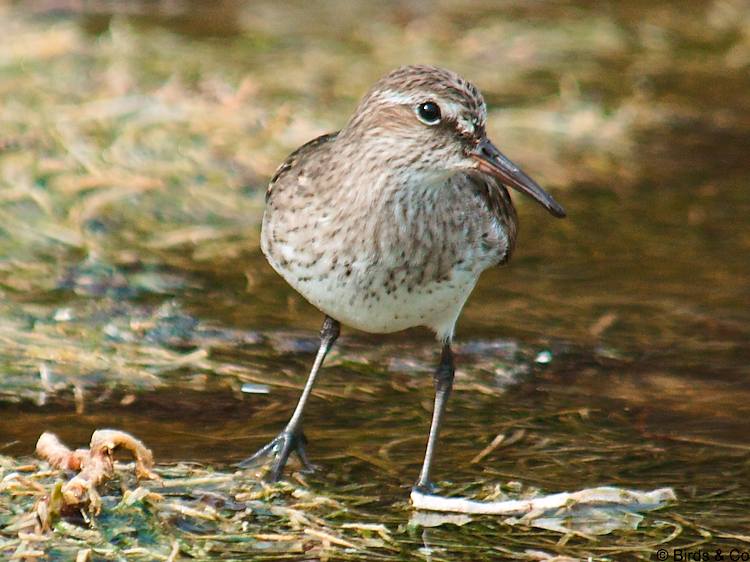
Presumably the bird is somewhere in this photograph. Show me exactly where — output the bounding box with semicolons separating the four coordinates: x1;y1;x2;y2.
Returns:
241;64;566;493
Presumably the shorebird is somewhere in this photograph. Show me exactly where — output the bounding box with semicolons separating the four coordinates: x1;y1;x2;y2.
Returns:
242;65;565;492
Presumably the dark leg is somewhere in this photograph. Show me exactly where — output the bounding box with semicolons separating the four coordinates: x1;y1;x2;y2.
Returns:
239;316;340;481
414;342;455;493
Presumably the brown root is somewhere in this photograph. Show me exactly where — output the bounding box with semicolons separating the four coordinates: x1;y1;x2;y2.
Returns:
35;432;89;472
35;429;158;515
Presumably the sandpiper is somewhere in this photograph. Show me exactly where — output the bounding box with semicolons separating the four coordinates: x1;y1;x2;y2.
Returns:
242;65;565;492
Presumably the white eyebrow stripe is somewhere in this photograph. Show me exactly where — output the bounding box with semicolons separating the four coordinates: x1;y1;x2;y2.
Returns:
379;90;416;105
440;100;465;117
379;92;465;115
378;92;481;135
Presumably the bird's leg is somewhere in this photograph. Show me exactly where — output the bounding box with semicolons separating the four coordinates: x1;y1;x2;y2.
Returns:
239;316;340;481
414;342;455;494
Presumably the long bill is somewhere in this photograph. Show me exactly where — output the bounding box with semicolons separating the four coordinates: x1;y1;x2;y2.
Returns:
472;138;566;218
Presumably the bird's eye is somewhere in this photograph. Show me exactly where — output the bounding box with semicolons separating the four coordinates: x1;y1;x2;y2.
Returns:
416;101;442;125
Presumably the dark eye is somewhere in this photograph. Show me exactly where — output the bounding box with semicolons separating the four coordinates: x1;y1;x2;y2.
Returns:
417;101;441;125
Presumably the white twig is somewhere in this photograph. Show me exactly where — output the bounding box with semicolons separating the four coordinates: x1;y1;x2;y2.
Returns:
411;486;676;515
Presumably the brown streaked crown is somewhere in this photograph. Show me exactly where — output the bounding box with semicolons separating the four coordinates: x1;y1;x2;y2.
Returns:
345;65;487;142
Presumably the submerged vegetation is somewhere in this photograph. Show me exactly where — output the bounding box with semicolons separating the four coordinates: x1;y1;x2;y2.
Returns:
1;0;749;559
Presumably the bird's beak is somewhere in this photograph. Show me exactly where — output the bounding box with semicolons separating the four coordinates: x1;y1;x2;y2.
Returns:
471;138;566;218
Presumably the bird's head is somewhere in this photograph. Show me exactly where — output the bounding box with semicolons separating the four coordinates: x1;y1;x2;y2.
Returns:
343;65;565;218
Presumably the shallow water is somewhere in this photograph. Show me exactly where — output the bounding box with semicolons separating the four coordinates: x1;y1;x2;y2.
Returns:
1;1;749;559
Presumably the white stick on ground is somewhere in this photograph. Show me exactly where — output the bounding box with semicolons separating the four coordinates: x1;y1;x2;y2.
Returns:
411;486;676;515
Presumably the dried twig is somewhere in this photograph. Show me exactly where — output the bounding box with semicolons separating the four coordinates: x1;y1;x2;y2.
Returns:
36;429;159;515
411;486;676;515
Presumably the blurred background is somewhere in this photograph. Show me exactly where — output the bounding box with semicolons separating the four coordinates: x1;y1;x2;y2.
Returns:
0;0;749;559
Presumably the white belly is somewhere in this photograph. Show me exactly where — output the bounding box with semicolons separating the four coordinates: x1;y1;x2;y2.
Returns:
270;252;480;342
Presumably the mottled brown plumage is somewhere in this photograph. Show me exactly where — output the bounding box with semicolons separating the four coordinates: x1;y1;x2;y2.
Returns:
243;65;565;491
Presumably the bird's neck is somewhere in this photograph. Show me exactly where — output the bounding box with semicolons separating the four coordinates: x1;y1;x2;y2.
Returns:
333;133;454;196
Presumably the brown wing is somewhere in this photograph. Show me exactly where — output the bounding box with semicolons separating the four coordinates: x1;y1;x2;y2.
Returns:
266;132;339;201
470;174;519;264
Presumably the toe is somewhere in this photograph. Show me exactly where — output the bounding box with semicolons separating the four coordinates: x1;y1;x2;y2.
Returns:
237;435;283;468
412;481;437;495
237;429;315;479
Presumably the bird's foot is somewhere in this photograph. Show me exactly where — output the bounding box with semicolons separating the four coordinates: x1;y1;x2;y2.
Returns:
412;480;438;496
238;429;316;482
